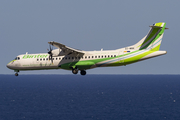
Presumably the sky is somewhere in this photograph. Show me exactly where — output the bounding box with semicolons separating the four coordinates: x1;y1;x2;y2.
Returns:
1;0;180;74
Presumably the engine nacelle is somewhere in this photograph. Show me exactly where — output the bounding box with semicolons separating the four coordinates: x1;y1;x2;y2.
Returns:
51;49;68;57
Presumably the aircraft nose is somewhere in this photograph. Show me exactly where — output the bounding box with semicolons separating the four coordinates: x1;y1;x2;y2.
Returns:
6;63;11;69
6;63;14;69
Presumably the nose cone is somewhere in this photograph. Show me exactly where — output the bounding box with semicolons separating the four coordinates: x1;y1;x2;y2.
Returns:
6;62;14;70
7;63;12;69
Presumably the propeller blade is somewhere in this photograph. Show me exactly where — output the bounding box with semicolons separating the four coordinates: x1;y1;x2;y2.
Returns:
51;55;53;63
47;44;53;63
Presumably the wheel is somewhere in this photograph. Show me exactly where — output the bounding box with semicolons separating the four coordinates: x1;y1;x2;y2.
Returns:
72;69;78;74
15;73;18;76
80;70;86;75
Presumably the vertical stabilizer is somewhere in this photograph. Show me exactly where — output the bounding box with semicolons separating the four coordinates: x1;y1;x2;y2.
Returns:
133;22;167;51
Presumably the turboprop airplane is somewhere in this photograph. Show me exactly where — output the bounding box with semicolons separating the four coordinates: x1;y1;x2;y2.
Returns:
7;22;168;76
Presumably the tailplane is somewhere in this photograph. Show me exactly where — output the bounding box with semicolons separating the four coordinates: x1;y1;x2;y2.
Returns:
133;22;168;51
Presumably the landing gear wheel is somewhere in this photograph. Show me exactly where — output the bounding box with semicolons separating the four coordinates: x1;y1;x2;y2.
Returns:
80;70;86;75
72;69;78;74
15;73;18;76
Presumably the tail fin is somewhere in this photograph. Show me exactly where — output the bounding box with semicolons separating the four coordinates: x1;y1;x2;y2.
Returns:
133;22;167;51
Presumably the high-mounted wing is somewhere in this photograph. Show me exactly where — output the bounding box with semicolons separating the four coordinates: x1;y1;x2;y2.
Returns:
48;41;85;55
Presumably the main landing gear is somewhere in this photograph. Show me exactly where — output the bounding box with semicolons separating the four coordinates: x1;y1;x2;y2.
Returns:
72;68;78;74
80;70;86;76
71;67;86;76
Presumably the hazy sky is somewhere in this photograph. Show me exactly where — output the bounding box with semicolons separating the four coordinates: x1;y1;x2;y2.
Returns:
1;0;180;74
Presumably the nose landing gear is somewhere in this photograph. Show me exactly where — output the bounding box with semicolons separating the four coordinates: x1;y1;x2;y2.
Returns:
15;73;19;76
14;70;19;76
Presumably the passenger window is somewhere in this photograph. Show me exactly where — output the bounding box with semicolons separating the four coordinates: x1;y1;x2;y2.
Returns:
56;58;58;60
75;57;77;59
95;56;97;58
43;58;45;61
92;56;94;58
114;55;116;57
59;58;61;60
37;59;39;61
85;56;87;59
102;56;103;58
99;56;100;58
108;55;110;58
88;56;90;58
111;55;113;57
40;59;42;61
46;58;48;60
72;57;74;59
105;56;106;58
78;57;80;59
65;57;67;60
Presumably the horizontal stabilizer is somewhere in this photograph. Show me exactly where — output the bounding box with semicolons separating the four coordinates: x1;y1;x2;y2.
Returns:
149;25;169;29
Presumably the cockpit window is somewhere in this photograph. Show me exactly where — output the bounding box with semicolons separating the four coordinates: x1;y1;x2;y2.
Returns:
14;57;20;60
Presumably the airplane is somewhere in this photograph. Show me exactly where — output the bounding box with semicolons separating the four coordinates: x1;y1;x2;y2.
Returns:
7;22;168;76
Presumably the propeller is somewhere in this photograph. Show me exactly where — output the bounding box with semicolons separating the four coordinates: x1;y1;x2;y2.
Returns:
47;44;53;63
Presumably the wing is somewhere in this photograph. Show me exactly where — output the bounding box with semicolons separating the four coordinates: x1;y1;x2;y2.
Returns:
48;41;85;55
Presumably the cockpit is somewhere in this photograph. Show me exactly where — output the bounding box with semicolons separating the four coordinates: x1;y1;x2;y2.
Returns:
14;57;20;60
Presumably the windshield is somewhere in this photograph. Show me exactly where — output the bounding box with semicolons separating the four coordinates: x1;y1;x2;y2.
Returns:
14;57;20;60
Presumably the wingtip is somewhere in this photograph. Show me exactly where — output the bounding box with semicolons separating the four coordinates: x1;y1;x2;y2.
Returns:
48;41;54;44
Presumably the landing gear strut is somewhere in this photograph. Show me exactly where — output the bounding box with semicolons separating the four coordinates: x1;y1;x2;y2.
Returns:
80;70;86;76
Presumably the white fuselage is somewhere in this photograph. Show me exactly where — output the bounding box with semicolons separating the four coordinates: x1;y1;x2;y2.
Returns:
7;49;122;71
